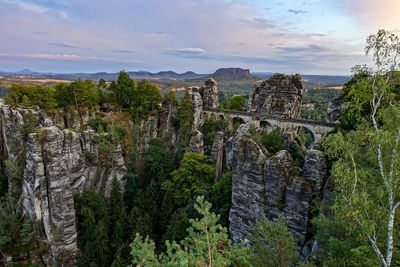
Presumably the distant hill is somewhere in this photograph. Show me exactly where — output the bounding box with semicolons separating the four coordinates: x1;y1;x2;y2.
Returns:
253;72;350;85
199;68;260;82
128;70;206;80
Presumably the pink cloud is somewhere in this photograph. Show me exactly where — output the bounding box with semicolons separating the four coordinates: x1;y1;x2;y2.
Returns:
337;0;400;30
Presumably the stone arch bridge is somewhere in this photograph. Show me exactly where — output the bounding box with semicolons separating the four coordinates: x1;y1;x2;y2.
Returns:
203;108;337;144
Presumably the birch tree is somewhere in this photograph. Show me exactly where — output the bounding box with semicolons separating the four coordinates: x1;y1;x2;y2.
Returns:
323;29;400;267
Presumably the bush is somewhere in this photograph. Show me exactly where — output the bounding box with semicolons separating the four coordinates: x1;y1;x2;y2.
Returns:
87;117;108;133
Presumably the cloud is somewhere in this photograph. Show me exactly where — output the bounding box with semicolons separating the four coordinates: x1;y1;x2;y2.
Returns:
288;9;308;14
278;44;330;53
48;42;76;48
112;49;136;54
334;0;400;30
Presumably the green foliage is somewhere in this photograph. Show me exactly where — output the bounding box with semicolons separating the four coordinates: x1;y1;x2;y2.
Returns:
289;142;305;167
55;78;100;108
176;89;194;144
209;171;232;227
116;71;135;108
123;172;138;211
229;95;245;110
300;103;328;121
252;129;284;155
130;196;245;266
75;190;111;267
110;126;127;143
87;117;108;133
201;116;226;156
98;78;107;89
6;83;57;109
248;215;300;267
143;138;175;183
162;153;215;207
0;194;42;264
22;112;40;137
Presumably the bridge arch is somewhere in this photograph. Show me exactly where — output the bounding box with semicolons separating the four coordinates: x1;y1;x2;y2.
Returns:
301;127;315;148
260;120;273;131
232;117;246;127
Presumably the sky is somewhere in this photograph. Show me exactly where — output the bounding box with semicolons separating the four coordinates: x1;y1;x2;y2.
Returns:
0;0;399;75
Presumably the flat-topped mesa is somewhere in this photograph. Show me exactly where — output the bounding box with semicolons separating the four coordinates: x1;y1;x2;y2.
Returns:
248;74;303;118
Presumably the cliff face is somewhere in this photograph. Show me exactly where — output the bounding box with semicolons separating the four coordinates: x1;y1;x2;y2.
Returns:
228;124;326;258
248;74;303;118
0;100;127;264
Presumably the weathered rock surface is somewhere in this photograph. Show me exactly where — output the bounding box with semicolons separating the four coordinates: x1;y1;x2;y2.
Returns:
199;78;219;109
229;132;327;256
264;150;298;221
210;131;224;181
300;150;326;198
158;99;179;149
225;124;251;169
326;97;344;123
284;176;312;246
0;100;127;265
188;86;204;131
248;74;303;118
188;130;204;154
189;79;219;130
229;137;269;245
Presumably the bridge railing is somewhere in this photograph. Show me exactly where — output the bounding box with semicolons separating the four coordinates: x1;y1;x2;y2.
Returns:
203;108;338;128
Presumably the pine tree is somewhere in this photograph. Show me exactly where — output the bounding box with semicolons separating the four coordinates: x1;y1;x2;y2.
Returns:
177;89;194;145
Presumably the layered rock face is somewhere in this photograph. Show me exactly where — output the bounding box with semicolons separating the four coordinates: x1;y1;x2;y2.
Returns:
248;74;303;118
0;101;127;264
326;97;345;123
229;126;326;258
189;78;219;130
229;137;269;245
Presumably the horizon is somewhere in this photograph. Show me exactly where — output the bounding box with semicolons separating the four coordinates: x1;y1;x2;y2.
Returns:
1;0;400;75
0;67;351;77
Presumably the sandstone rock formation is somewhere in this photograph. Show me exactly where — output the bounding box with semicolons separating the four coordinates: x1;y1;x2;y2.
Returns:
210;131;224;181
188;130;204;154
229;137;269;245
189;78;219;130
326;97;345;123
225;124;251;169
248;74;303;118
158;98;179;149
229;133;326;257
0;100;127;264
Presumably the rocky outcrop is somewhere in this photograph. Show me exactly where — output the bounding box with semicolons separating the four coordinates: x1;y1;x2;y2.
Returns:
189;79;219;130
225;124;251;169
300;150;326;198
284;177;312;246
210;131;224;182
264;151;299;221
199;78;219;109
188;130;204;154
229;137;269;245
229;133;327;256
0;100;127;265
326;97;344;123
158;99;179;149
248;74;303;118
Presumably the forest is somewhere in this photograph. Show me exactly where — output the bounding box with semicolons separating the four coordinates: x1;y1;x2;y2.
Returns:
0;30;400;267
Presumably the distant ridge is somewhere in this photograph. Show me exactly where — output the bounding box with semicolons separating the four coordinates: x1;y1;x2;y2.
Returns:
197;68;260;82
